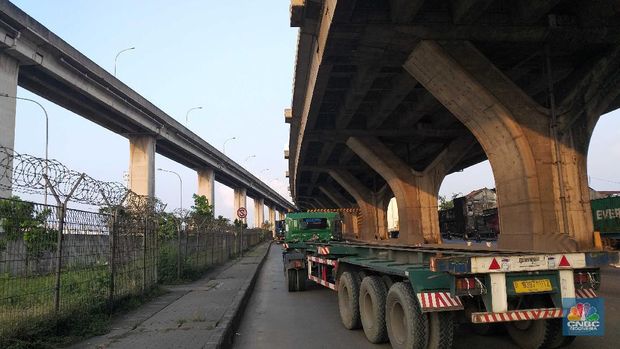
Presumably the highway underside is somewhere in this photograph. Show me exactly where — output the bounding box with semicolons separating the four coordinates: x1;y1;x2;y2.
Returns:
233;245;620;349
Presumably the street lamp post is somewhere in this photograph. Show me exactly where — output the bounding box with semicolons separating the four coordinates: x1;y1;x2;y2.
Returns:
157;168;183;210
223;137;236;155
113;46;135;77
0;93;49;205
185;106;203;123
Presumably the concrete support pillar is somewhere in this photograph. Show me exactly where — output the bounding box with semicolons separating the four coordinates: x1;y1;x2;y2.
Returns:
268;206;276;237
328;170;385;241
254;198;264;228
405;40;600;251
197;168;215;208
129;135;156;197
347;136;473;244
0;54;19;199
233;187;247;224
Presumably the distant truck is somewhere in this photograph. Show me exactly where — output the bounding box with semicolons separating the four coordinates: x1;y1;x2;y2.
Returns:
440;197;499;241
281;210;619;349
591;196;620;248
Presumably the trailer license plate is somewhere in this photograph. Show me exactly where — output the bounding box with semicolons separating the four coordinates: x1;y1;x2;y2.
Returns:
513;279;552;293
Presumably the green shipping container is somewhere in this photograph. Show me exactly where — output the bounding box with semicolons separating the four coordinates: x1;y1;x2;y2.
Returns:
591;197;620;237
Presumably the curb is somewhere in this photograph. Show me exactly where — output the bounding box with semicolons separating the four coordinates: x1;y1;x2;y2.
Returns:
204;241;273;349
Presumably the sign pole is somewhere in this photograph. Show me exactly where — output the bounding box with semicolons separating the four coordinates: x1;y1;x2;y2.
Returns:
237;207;247;257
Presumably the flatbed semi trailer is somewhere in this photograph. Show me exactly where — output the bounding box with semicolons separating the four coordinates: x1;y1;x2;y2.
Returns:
281;240;618;349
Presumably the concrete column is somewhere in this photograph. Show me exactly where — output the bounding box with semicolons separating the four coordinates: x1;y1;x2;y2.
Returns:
404;40;597;251
0;54;19;199
347;136;474;244
233;187;247;224
197;168;215;208
129;135;156;197
268;206;276;237
254;198;265;228
329;170;384;241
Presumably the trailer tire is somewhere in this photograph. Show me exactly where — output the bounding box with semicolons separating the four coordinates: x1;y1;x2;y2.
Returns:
506;318;563;349
359;276;388;343
547;319;575;348
427;312;454;349
296;268;307;292
386;282;428;349
287;269;297;292
338;271;361;330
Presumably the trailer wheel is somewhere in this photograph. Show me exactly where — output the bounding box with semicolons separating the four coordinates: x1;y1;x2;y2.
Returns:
506;318;563;349
359;276;388;343
427;312;454;349
296;268;307;292
338;271;361;329
287;269;297;292
547;319;575;348
386;282;428;349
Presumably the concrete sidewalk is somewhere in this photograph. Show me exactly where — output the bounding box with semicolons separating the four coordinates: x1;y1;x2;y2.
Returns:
71;242;272;349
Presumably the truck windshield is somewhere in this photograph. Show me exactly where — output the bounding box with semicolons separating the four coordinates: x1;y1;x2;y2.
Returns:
300;218;328;230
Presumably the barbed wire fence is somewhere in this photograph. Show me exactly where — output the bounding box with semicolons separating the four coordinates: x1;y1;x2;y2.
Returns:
0;146;267;343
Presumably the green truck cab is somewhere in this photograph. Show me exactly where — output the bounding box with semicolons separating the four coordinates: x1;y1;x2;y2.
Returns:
284;211;342;243
281;211;342;292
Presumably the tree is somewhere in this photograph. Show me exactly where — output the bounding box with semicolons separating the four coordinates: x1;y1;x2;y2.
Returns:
0;196;57;270
438;193;462;211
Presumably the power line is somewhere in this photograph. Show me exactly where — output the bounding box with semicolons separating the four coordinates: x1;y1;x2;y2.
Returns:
590;176;620;185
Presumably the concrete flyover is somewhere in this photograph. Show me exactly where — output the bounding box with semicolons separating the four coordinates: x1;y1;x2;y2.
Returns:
0;1;294;221
286;0;620;251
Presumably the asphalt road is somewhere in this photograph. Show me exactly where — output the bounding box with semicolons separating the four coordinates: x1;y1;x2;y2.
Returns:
233;245;619;349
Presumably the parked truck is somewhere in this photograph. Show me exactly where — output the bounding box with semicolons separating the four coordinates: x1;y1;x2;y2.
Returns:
282;211;618;349
591;196;620;248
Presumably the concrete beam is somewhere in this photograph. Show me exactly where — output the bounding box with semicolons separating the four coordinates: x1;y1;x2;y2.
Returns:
129;135;155;197
0;54;18;199
305;126;466;141
511;0;561;24
254;197;265;228
234;187;247;224
451;0;495;24
366;72;418;129
197;168;215;209
319;185;352;208
328;170;384;241
405;40;594;251
389;0;425;24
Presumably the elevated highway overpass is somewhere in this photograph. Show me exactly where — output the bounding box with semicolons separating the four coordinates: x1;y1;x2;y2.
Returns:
286;0;620;250
0;0;294;223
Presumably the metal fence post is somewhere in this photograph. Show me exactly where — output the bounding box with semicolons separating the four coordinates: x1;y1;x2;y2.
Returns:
53;203;66;314
177;223;182;280
108;209;118;311
142;216;147;294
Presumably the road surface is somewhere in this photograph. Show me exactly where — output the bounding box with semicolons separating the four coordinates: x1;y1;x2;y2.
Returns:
233;244;619;348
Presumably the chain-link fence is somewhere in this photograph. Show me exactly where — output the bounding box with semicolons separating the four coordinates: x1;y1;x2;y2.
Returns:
0;147;268;343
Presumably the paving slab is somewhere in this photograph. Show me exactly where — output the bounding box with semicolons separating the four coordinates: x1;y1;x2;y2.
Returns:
70;242;271;349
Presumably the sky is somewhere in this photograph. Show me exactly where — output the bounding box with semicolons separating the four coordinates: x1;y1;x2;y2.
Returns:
7;0;620;224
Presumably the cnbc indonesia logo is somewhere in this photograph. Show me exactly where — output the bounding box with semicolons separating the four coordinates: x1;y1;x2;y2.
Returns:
565;301;603;335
